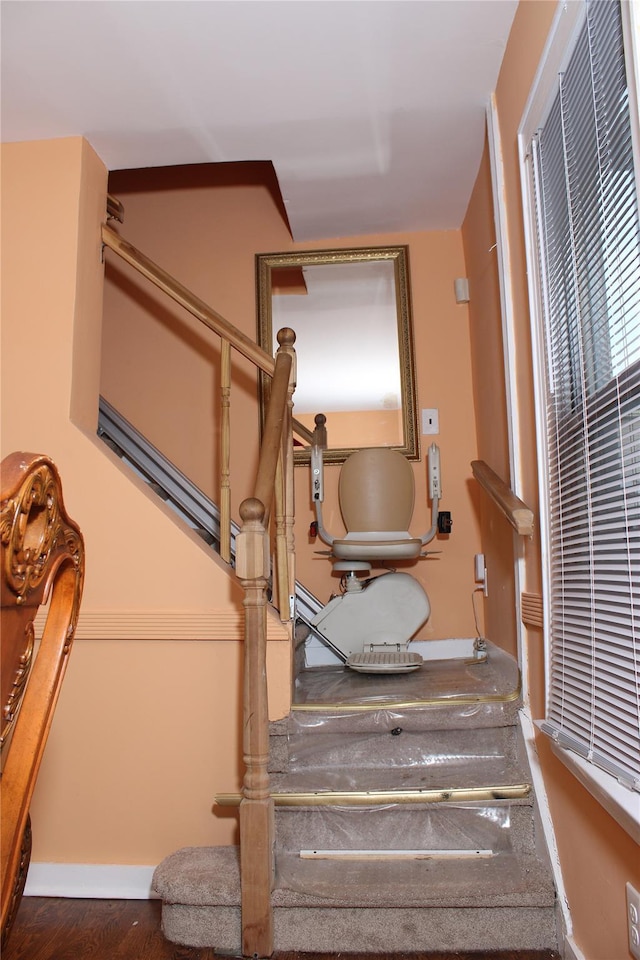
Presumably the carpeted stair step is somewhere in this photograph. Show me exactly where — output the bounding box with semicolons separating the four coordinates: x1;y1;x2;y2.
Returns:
153;642;557;954
273;798;539;857
270;723;522;775
153;845;558;953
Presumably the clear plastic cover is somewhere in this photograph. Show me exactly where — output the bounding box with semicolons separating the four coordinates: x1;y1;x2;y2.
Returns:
274;804;539;904
275;724;524;794
271;640;546;907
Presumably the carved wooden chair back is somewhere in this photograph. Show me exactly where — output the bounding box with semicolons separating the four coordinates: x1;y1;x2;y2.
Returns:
1;453;84;945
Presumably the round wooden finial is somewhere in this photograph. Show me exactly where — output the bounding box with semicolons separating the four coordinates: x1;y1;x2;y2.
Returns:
239;497;265;524
277;327;296;348
314;413;327;428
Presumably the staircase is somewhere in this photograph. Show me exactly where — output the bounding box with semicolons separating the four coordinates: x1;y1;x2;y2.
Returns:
98;221;557;957
152;640;558;954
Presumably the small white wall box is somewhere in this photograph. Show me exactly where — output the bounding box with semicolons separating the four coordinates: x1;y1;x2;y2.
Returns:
454;278;470;303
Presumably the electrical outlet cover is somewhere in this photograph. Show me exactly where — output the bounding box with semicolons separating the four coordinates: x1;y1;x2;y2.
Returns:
627;883;640;960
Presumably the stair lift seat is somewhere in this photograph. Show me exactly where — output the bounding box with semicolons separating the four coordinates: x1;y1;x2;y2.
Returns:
309;443;442;674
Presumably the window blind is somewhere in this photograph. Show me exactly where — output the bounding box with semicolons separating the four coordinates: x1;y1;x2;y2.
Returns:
530;0;640;792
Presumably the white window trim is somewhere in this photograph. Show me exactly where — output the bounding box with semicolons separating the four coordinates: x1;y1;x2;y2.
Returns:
518;0;640;842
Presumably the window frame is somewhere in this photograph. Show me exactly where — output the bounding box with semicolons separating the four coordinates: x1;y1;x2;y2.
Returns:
518;0;640;841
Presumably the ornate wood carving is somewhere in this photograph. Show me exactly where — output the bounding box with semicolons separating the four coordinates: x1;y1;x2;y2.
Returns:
1;453;84;945
0;816;31;950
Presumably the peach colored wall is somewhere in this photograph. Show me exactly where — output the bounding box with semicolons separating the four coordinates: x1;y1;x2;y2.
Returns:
463;3;640;958
102;190;483;642
462;135;517;660
1;139;288;870
295;408;403;449
290;231;482;640
101;165;293;510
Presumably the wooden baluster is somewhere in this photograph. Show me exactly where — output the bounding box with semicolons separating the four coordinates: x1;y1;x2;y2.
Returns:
220;339;231;564
271;328;296;622
236;497;274;958
273;452;288;620
279;330;297;621
254;349;292;516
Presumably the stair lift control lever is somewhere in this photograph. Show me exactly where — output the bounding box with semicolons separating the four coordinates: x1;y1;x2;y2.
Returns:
428;443;441;500
311;445;324;502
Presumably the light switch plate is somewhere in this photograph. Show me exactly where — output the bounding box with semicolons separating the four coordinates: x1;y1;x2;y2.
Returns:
422;408;439;435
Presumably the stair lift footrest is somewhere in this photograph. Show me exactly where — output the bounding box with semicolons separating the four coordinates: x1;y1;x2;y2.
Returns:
346;651;423;673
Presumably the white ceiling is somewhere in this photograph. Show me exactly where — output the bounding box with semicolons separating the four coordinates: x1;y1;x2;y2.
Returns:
1;0;518;241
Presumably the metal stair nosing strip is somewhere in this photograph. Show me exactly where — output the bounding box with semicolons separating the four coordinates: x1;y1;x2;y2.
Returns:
289;679;522;713
216;782;531;806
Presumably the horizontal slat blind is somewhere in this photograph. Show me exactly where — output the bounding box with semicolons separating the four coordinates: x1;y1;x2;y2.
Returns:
531;0;640;792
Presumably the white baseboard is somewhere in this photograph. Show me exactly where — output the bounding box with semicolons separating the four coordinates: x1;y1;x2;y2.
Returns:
24;863;159;899
563;933;587;960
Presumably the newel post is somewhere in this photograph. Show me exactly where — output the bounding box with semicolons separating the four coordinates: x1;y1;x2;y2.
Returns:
235;497;274;958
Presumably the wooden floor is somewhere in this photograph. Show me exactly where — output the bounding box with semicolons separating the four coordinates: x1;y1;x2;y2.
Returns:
3;898;562;960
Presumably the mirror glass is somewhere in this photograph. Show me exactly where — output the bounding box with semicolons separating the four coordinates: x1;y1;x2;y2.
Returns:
257;246;419;464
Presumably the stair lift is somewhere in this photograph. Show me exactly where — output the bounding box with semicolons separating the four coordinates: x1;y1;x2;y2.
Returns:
308;440;443;674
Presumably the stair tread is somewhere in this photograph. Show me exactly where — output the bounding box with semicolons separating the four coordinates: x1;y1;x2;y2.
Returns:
294;641;519;709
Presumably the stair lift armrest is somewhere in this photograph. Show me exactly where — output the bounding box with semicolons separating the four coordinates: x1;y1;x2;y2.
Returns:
420;497;439;546
314;502;335;547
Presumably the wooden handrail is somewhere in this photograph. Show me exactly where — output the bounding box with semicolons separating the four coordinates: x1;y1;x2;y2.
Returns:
106;194;124;223
103;223;314;448
102;224;276;377
219;340;232;564
292;417;314;445
254;347;293;513
471;460;535;536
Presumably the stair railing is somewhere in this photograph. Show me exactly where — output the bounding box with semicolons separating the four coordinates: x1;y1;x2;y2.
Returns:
235;336;294;957
101;223;312;616
471;459;534;536
101;222;307;957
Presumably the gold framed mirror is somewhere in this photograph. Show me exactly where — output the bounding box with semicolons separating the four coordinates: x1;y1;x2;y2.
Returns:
257;246;419;464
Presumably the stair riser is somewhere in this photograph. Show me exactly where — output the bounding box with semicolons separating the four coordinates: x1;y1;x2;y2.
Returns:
281;700;522;736
274;802;537;853
271;725;519;773
161;902;558;952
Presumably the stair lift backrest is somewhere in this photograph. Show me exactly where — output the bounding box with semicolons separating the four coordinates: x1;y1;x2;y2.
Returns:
339;448;415;536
